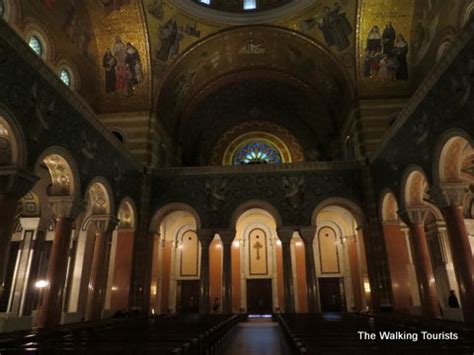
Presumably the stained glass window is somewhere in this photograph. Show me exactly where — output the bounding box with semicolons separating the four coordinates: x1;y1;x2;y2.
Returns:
232;141;282;165
243;0;257;10
28;36;43;56
0;0;5;18
199;0;211;4
59;69;71;87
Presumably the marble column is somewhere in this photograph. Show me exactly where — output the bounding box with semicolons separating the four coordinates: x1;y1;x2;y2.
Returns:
277;228;295;313
399;208;440;319
86;215;118;321
218;229;235;314
299;226;318;313
38;196;85;328
0;166;38;303
9;218;45;316
22;218;50;317
431;183;474;323
197;229;214;314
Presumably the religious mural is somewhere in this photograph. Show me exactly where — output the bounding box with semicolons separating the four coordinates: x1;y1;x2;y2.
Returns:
301;2;353;52
38;0;93;57
358;0;415;92
96;0;131;11
103;36;143;96
412;0;443;65
63;1;93;57
156;17;201;62
363;23;409;80
148;0;164;20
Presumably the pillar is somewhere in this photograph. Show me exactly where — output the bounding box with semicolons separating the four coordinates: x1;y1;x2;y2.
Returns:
38;196;85;328
399;208;441;319
86;216;118;321
218;230;234;314
277;228;295;313
299;226;318;313
197;229;214;314
23;219;49;316
431;183;474;323
9;218;48;316
110;228;135;312
400;226;421;308
0;166;38;303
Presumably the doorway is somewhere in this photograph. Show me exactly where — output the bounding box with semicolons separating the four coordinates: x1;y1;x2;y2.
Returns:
247;279;273;314
319;278;343;312
177;280;200;314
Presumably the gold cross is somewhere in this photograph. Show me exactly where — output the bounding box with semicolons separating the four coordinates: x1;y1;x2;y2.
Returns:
253;240;263;260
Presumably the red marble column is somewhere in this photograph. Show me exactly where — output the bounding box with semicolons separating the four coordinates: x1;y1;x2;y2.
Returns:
347;235;364;311
401;208;440;319
218;229;235;314
110;229;134;312
277;228;295;313
86;216;118;321
0;167;38;303
431;183;474;323
299;227;318;313
38;196;85;328
382;222;412;312
197;229;214;314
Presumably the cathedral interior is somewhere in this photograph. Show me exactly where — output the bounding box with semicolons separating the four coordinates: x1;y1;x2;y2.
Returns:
0;0;474;353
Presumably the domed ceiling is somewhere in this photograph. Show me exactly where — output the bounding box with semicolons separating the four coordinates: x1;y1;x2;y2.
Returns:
191;0;294;13
10;0;473;165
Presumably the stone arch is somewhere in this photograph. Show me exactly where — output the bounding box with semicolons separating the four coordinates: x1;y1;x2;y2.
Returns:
460;0;474;28
434;28;457;63
1;0;22;30
0;105;27;167
400;166;430;209
230;199;282;230
23;18;56;62
117;197;137;230
84;177;115;217
311;197;366;227
149;203;202;232
433;129;474;184
380;190;400;223
34;146;80;197
56;59;81;90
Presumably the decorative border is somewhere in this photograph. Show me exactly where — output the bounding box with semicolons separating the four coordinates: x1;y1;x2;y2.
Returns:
211;120;304;165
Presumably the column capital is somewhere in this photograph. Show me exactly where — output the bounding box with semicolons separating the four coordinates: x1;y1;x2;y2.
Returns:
216;229;235;245
196;228;215;244
429;182;469;208
299;226;317;244
91;215;119;234
398;207;429;226
277;227;296;243
0;166;39;198
48;195;86;220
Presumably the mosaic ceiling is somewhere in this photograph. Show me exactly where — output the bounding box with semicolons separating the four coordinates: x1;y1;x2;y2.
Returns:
26;0;474;133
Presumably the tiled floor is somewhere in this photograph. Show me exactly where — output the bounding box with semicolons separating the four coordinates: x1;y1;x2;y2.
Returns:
224;319;291;355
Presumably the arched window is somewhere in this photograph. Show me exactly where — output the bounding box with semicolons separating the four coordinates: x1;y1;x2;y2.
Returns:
0;0;5;18
243;0;257;10
232;140;282;165
28;36;43;57
111;129;125;144
59;68;71;87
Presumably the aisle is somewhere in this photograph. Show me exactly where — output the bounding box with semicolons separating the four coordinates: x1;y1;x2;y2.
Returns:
224;319;291;355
